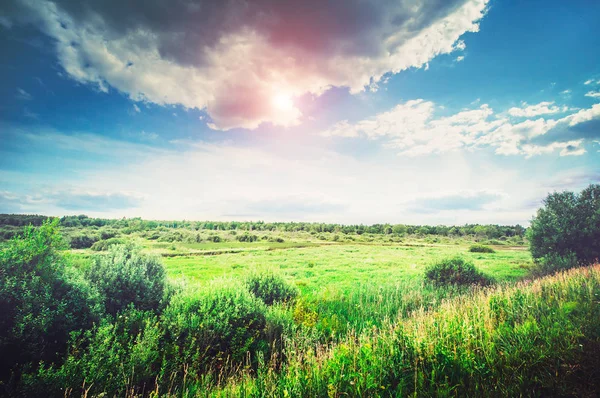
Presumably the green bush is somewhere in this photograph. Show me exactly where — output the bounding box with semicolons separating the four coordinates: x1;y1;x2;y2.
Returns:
21;309;163;397
237;232;258;242
86;245;168;316
0;221;101;385
245;271;298;305
469;244;495;253
162;286;268;376
90;237;127;251
425;257;493;287
531;252;579;277
68;233;99;249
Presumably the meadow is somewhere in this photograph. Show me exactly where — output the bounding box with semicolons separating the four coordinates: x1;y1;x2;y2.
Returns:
1;205;599;397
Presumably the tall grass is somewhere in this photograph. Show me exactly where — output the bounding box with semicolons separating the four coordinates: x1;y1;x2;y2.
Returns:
193;265;600;397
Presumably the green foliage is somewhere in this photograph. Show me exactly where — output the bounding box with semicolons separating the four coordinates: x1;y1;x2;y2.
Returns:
68;233;99;249
90;237;127;251
0;220;101;383
21;308;163;397
245;271;298;305
237;232;258;242
425;257;493;287
86;245;167;316
469;244;495;253
202;265;600;397
529;184;600;266
531;252;579;277
161;286;268;376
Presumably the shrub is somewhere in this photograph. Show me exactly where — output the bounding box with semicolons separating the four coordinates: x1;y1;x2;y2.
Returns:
86;245;168;316
90;237;126;251
0;221;101;384
425;257;493;287
68;233;99;249
21;309;163;397
237;232;258;242
529;184;600;266
469;244;495;253
245;271;298;305
162;286;268;376
531;252;579;277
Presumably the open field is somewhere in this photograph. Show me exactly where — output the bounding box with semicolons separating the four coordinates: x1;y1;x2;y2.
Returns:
162;242;532;294
3;212;600;397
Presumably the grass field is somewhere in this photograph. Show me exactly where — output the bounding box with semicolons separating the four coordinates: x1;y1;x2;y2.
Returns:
162;242;532;295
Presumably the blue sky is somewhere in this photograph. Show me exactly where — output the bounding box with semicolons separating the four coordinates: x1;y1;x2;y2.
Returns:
0;0;599;225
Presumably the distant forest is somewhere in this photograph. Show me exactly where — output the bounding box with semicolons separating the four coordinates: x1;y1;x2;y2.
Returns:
0;214;526;240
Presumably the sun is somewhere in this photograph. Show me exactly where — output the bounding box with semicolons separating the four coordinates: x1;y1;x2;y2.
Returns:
272;93;294;111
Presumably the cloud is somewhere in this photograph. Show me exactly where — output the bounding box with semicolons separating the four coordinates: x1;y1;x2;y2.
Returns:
232;198;345;218
507;101;569;117
0;189;142;213
584;79;599;85
132;104;141;113
16;87;32;100
561;89;571;95
22;107;38;119
585;91;600;99
1;0;489;130
323;99;600;158
456;55;465;62
51;190;142;211
409;191;503;213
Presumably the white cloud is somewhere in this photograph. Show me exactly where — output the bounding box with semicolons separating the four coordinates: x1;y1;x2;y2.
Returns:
456;55;465;62
2;129;543;224
507;101;569;117
323;99;600;158
2;0;489;130
585;91;600;99
16;87;32;100
132;104;141;113
584;79;599;85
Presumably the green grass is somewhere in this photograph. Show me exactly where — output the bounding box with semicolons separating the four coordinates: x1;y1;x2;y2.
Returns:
163;243;531;295
191;265;600;397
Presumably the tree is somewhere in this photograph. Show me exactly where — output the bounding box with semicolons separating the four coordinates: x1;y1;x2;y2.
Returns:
528;184;600;266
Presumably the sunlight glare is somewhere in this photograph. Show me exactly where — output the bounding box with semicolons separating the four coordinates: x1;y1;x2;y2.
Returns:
272;93;294;111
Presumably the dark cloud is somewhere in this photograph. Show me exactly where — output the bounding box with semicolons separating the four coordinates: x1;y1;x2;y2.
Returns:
43;0;466;65
0;0;486;129
532;118;600;146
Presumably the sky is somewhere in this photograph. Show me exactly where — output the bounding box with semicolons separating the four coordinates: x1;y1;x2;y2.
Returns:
0;0;599;225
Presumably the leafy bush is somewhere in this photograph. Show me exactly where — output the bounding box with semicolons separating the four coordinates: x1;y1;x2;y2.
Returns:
90;237;127;251
529;184;600;266
245;271;298;305
0;221;101;384
531;252;579;277
237;232;258;242
21;309;163;397
68;233;99;249
162;286;268;376
469;244;495;253
424;257;493;287
86;245;168;316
